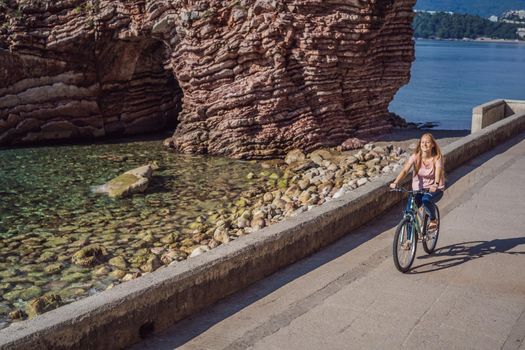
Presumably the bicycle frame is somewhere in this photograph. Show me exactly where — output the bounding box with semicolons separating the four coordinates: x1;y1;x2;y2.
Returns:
391;187;427;241
403;193;423;241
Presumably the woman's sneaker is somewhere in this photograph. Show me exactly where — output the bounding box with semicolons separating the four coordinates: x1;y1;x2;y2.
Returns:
428;219;438;231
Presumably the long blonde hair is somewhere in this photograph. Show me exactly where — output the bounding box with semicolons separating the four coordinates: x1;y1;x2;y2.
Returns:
413;133;443;175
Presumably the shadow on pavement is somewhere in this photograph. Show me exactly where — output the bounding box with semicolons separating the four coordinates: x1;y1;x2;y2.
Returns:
410;237;525;274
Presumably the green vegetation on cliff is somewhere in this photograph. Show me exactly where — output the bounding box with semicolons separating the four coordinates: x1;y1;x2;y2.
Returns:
414;12;523;40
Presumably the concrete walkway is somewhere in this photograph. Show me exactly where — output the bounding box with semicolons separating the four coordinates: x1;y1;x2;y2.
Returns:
132;133;525;350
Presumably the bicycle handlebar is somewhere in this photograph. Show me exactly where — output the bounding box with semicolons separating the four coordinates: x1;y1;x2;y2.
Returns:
388;187;428;195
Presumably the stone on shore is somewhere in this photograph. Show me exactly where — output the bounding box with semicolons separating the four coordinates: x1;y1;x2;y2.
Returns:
340;138;367;151
72;245;108;267
19;286;43;301
8;309;26;320
108;256;128;270
25;294;62;319
189;246;210;258
140;256;161;273
91;163;157;198
285;150;306;165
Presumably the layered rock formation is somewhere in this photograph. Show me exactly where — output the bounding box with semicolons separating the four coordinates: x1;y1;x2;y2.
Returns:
0;0;182;145
0;0;415;158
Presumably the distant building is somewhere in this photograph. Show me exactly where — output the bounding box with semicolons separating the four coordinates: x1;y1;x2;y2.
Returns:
501;10;525;23
504;10;525;19
414;10;454;15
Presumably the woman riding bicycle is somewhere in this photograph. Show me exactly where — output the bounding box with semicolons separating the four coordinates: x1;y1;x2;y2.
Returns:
389;133;444;230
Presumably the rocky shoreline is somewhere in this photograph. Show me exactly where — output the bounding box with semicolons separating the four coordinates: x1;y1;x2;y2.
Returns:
170;143;410;264
0;139;411;327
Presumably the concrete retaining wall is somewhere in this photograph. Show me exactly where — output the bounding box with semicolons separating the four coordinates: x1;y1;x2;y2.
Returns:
507;100;525;115
446;111;525;171
471;99;525;133
1;110;525;350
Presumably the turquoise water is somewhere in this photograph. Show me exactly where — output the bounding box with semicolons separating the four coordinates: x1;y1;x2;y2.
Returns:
390;39;525;130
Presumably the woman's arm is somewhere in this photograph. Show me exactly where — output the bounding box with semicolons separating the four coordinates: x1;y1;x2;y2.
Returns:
434;165;443;187
430;157;444;192
390;157;413;188
435;157;444;186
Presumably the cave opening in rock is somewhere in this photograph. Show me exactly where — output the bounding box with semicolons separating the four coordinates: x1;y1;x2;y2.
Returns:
97;38;182;138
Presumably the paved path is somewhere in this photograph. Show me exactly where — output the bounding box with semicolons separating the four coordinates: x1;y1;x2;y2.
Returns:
133;133;525;350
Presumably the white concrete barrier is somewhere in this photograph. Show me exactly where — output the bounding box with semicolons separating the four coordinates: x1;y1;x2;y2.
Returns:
471;99;525;133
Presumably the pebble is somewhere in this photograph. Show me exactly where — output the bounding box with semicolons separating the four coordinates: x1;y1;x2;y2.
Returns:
189;245;210;258
356;178;368;187
333;188;346;199
213;228;230;244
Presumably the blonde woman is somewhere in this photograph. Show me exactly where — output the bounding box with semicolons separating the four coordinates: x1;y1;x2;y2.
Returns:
390;133;445;229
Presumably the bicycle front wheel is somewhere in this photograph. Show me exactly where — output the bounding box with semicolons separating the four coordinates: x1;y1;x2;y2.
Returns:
393;217;417;273
423;206;440;254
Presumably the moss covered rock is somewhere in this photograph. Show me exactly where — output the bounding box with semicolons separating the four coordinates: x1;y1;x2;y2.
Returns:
59;287;88;300
91;164;155;198
25;294;62;319
0;303;11;315
3;290;22;302
72;244;108;267
110;269;126;279
140;255;161;273
44;263;63;274
19;286;43;301
9;309;26;320
60;272;87;283
108;256;128;270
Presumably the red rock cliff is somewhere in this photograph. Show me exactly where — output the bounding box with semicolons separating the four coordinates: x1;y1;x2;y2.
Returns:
0;0;415;158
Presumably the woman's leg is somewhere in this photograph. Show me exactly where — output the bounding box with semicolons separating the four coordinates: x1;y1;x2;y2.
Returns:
421;191;443;220
414;193;423;209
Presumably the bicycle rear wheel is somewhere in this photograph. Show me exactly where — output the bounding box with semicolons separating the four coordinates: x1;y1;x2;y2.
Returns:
393;217;417;273
423;206;440;254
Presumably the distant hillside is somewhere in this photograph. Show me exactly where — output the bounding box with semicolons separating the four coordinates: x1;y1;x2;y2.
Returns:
414;12;523;40
415;0;525;17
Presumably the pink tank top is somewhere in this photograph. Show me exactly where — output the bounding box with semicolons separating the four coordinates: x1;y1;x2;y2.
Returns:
408;154;445;191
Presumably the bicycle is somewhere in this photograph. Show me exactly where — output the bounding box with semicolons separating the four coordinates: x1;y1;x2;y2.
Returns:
390;187;441;273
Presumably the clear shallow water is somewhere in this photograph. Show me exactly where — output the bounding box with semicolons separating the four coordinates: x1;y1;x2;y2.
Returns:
0;140;274;326
0;141;264;239
390;39;525;130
